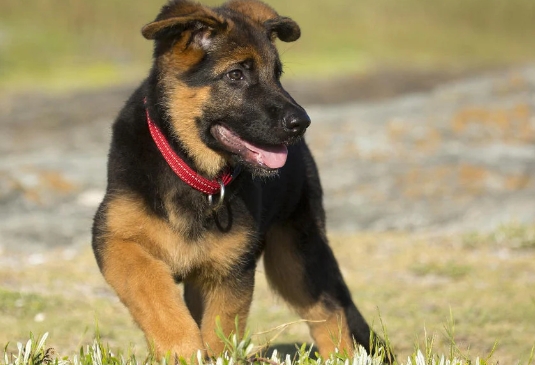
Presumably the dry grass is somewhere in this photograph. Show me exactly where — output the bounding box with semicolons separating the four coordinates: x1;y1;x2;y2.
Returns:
1;225;534;363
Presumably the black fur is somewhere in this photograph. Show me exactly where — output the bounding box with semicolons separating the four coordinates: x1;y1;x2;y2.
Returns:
92;0;393;362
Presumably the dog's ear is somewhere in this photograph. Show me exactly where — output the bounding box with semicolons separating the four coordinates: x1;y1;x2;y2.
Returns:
225;0;301;42
142;0;227;48
264;16;300;42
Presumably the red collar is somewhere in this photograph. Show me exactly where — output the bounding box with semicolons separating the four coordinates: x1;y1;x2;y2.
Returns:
145;106;238;196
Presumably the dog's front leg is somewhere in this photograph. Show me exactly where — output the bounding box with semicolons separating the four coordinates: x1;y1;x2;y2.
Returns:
188;270;255;356
264;224;393;362
100;238;204;360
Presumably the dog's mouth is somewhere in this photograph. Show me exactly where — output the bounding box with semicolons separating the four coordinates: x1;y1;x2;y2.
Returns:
210;124;288;169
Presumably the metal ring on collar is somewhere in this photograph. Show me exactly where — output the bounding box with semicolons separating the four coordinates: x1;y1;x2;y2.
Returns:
207;179;225;210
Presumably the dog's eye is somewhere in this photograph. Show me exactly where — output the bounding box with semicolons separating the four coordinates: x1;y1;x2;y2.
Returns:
227;70;244;81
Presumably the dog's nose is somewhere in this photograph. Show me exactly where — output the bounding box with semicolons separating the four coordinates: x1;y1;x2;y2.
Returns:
283;113;311;135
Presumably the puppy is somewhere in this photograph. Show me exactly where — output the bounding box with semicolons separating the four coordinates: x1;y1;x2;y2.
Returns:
92;0;391;361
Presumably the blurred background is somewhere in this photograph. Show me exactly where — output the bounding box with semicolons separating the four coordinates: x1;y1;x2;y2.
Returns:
1;0;535;364
2;0;535;91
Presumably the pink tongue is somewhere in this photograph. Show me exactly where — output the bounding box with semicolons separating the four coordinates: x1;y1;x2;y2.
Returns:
212;124;288;169
243;141;288;169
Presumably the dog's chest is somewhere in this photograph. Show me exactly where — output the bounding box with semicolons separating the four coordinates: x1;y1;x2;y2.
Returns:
165;225;252;280
106;194;253;280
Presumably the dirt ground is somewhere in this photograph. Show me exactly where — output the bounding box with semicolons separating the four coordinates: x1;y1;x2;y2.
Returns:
1;66;534;363
1;66;534;249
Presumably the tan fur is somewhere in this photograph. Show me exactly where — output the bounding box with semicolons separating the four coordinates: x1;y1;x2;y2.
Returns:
101;194;253;357
182;279;252;355
105;194;250;279
159;80;228;179
164;4;225;24
156;33;229;179
225;0;279;24
153;12;234;179
263;225;354;357
263;225;310;306
185;276;254;356
158;33;206;71
101;238;203;359
212;46;263;75
306;306;353;357
142;4;227;39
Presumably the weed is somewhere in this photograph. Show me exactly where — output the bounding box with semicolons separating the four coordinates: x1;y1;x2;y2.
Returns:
3;333;54;365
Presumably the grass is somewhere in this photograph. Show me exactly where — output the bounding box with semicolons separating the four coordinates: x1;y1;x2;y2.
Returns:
2;324;529;365
1;224;535;364
463;224;535;250
1;0;535;92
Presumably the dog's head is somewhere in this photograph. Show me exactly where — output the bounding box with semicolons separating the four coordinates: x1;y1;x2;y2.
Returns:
143;0;310;178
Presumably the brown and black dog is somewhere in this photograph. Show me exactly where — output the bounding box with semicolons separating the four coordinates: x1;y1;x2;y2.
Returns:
92;0;391;361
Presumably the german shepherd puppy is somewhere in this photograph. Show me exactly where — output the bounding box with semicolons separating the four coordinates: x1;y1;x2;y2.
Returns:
92;0;391;361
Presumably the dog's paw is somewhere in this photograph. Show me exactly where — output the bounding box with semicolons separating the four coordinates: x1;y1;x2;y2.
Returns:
152;333;205;362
